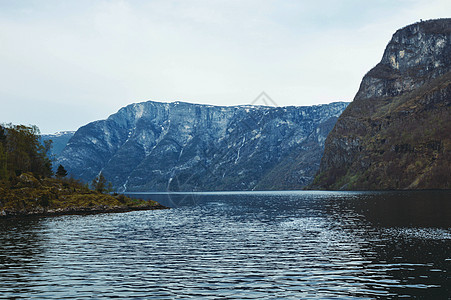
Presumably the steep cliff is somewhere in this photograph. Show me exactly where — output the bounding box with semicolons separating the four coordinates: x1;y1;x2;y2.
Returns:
57;101;348;191
313;19;451;190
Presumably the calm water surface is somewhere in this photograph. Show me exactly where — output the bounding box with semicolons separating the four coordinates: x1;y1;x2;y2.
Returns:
0;191;450;299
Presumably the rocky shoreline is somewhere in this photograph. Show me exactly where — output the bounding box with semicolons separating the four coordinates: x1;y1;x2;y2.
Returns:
0;203;168;219
0;173;169;219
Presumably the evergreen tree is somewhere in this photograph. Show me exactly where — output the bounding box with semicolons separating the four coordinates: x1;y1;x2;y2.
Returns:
56;164;68;178
92;172;107;193
91;176;98;191
0;144;7;182
2;124;52;177
0;125;6;144
107;181;114;193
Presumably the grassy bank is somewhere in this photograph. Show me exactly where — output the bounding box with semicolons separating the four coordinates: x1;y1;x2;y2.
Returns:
0;172;167;218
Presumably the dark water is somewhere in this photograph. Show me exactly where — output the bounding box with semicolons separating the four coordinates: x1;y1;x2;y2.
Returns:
0;191;450;299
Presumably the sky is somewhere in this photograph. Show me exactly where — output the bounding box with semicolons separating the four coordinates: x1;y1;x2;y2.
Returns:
0;0;450;133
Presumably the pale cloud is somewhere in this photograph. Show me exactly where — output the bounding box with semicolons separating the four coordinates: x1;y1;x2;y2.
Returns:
0;0;449;133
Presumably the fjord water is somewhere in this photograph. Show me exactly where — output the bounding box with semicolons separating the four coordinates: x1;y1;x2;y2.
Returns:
1;191;450;299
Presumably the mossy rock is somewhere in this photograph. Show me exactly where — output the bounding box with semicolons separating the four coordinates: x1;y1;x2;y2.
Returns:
16;173;41;189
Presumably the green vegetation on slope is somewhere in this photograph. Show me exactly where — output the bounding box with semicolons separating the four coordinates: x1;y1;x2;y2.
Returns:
0;124;165;217
313;71;451;190
0;124;52;181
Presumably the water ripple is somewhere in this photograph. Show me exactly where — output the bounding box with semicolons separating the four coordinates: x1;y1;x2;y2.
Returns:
0;191;450;298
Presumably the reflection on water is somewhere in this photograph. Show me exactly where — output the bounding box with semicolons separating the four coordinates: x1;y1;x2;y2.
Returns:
0;218;46;296
0;191;450;298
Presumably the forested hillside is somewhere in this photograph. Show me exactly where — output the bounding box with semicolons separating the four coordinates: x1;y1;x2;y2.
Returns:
0;124;165;217
0;124;52;182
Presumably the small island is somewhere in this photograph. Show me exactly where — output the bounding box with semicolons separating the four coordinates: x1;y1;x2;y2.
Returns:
0;124;166;218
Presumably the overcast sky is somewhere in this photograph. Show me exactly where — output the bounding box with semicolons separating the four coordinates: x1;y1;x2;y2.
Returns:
1;0;450;133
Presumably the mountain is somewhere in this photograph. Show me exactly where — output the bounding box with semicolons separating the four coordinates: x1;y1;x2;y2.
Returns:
312;19;451;190
56;101;348;192
41;131;75;157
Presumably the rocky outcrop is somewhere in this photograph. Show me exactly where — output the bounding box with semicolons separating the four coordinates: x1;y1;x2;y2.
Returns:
312;19;451;190
57;101;348;191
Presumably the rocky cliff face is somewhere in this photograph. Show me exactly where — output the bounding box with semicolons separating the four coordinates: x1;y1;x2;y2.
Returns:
313;19;451;190
57;101;348;191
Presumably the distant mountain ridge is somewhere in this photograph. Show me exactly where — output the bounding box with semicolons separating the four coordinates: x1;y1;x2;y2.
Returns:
312;19;451;190
41;131;75;157
57;101;348;191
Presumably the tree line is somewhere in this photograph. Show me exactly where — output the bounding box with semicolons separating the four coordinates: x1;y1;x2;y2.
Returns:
0;124;53;181
0;123;113;193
